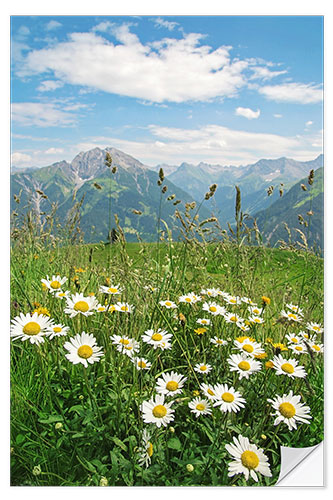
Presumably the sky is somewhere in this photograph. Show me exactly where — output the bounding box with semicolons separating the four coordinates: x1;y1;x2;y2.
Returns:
10;15;324;169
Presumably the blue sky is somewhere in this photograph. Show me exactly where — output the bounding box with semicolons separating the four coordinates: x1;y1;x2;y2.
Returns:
11;15;323;168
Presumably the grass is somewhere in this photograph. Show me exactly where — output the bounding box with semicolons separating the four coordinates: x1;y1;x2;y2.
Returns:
10;235;324;486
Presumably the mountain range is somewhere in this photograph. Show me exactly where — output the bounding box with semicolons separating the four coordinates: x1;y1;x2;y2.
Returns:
11;148;324;248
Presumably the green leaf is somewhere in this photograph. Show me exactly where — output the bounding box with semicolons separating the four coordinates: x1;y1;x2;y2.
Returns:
38;415;63;424
112;436;127;452
167;437;182;451
15;434;25;445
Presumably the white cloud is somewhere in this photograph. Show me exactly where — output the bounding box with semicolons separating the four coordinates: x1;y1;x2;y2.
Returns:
274;114;283;118
92;21;115;33
17;27;249;103
11;152;33;166
45;147;64;155
235;107;260;120
249;66;287;81
17;26;30;37
152;17;179;31
37;80;64;92
46;21;62;31
259;82;323;104
305;120;313;127
11;102;77;127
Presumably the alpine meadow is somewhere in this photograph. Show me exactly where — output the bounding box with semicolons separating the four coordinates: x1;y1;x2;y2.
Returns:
10;15;324;488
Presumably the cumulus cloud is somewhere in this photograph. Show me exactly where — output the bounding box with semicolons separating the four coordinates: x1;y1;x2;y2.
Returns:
259;82;323;104
152;17;180;31
11;102;77;127
17;27;249;103
249;66;287;81
46;20;62;31
37;80;64;92
11;152;33;167
45;147;64;155
235;107;260;120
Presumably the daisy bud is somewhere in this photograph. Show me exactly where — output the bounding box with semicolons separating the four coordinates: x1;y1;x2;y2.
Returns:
186;464;194;473
261;434;267;440
79;395;84;400
99;476;108;487
32;465;41;476
169;427;175;433
55;422;63;430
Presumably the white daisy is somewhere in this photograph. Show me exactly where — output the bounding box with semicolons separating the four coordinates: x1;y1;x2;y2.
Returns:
115;302;134;313
137;429;154;468
237;322;250;332
63;332;103;368
224;312;244;324
41;275;67;293
289;343;308;355
268;391;312;430
159;300;177;309
110;334;132;346
95;303;108;312
188;397;212;418
248;306;263;316
272;354;307;379
156;371;187;396
194;363;212;375
116;339;140;357
202;302;226;316
227;354;261;380
200;383;217;400
54;290;70;300
99;284;123;295
241;296;256;305
140;394;175;428
286;303;304;316
224;295;242;306
178;292;201;304
306;322;323;334
10;312;52;344
131;357;152;371
248;315;265;325
46;323;70;340
286;333;303;345
308;342;324;354
142;329;173;349
64;293;98;318
210;337;228;347
201;288;220;298
234;338;265;357
225;434;272;482
280;310;302;323
212;383;246;413
196;318;211;326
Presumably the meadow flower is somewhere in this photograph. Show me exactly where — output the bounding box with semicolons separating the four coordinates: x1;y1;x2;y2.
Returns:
272;354;307;379
224;294;242;306
142;329;173;349
196;318;211;326
159;300;177;309
132;357;152;371
95;303;108;312
144;285;158;293
286;303;304;316
225;435;272;482
237;323;250;332
227;354;261;380
64;293;98;318
200;383;217;400
210;337;228;347
194;363;212;375
116;339;140;357
110;334;132;346
272;342;288;352
99;284;123;295
156;371;187;396
248;306;263;316
47;323;70;340
64;332;103;368
280;310;302;323
306;322;323;334
194;327;207;335
11;312;52;344
178;292;201;304
140;394;175;428
201;288;220;298
137;429;154;468
241;296;256;305
212;383;246;413
224;312;244;324
268;391;312;430
308;342;324;354
202;302;225;316
261;296;271;305
55;290;70;300
188;397;212;418
115;302;134;313
41;275;67;293
234;338;264;357
248;315;265;325
286;333;303;345
289;344;308;355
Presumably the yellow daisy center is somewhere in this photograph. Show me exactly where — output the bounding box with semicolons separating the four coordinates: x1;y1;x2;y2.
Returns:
74;301;89;313
58;292;66;297
77;345;93;359
230;298;236;303
120;338;130;345
152;333;163;341
152;405;167;418
108;287;118;293
281;362;295;374
209;306;217;312
166;381;179;392
199;365;207;371
279;402;296;418
147;442;153;457
185;297;192;302
138;360;146;368
291;337;298;343
295;346;303;351
254;318;262;323
241;451;259;470
23;322;41;336
165;301;172;307
313;326;320;331
312;345;320;352
216;339;223;344
201;320;208;324
53;327;62;333
207;388;215;396
230;316;237;322
124;345;133;350
288;313;297;320
221;392;234;403
50;280;61;289
243;344;254;353
196;403;205;411
238;361;251;371
121;305;129;311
